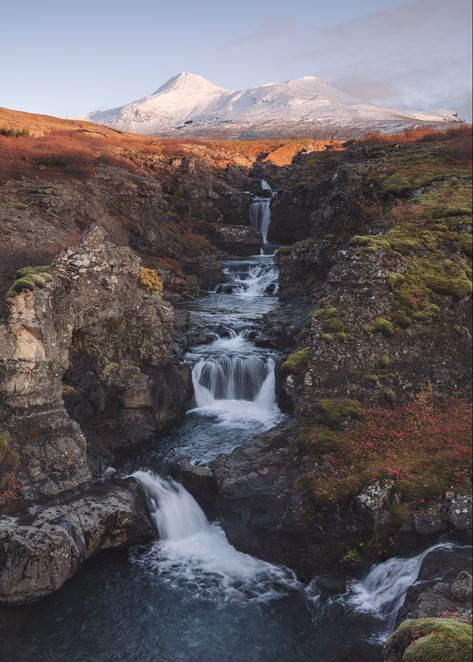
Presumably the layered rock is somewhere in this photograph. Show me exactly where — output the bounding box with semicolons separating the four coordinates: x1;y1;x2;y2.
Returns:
0;478;153;605
0;225;180;501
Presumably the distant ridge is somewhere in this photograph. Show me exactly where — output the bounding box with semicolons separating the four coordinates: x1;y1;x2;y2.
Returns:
79;72;463;138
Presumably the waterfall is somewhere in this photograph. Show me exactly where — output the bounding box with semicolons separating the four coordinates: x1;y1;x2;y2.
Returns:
192;356;270;402
188;254;282;427
134;470;207;540
342;542;461;638
132;470;300;603
249;179;274;244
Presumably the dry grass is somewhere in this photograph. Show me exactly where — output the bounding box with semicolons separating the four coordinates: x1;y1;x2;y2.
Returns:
0;107;343;181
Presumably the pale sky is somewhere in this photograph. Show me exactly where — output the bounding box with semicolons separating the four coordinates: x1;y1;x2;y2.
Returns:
1;0;471;119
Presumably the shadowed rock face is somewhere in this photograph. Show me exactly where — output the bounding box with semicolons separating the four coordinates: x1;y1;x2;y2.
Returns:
0;478;153;606
0;225;178;501
396;548;473;624
210;224;262;257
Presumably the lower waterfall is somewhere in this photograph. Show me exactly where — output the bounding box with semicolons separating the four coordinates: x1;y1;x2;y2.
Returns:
133;471;300;603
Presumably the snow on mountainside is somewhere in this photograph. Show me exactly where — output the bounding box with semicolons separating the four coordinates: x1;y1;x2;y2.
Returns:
79;72;462;138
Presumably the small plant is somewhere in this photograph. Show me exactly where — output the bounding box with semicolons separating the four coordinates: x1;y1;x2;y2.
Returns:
282;347;311;374
0;127;30;137
138;267;164;296
342;548;361;564
364;317;394;337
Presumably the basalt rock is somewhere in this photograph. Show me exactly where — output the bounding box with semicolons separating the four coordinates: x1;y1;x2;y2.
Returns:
209;423;472;577
0;225;183;501
210;422;374;577
0;478;153;606
397;546;473;623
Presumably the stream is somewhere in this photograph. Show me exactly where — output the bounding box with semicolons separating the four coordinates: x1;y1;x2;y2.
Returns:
1;185;468;661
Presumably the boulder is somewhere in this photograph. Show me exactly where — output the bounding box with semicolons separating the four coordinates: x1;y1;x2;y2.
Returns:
397;546;473;623
210;224;262;256
0;479;154;605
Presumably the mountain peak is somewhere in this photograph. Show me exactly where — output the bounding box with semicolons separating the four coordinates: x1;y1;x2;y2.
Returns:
153;72;229;96
80;72;461;137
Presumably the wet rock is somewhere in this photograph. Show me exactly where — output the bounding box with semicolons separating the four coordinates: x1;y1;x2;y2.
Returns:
451;571;473;602
397;546;473;623
0;479;154;605
171;458;218;519
211;422;373;577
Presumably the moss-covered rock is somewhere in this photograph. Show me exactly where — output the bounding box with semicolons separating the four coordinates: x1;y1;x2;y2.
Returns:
364;317;395;337
6;265;52;298
282;347;311;374
384;618;473;662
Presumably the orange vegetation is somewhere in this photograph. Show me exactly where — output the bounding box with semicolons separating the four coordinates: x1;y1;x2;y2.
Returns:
0;107;344;180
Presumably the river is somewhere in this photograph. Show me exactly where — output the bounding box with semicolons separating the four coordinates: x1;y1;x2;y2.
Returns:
1;185;467;661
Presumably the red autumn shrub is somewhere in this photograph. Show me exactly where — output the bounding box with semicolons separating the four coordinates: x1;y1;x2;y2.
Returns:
305;394;472;503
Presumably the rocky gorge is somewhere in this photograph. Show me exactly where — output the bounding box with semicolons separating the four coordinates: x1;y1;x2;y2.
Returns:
0;111;471;661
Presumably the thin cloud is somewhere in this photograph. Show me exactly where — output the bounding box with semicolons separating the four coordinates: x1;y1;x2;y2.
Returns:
217;0;472;118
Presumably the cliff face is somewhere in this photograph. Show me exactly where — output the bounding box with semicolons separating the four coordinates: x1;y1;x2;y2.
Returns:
0;225;178;502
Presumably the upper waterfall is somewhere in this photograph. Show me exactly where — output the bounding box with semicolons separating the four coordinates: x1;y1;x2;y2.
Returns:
249;179;274;244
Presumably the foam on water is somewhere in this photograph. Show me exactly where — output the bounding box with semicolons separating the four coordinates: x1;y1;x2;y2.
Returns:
133;471;300;604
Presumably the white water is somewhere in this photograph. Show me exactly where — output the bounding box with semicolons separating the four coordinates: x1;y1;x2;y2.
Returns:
342;542;459;638
249;179;274;244
133;471;300;603
189;255;282;427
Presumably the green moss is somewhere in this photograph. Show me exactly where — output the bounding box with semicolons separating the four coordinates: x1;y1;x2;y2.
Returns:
16;265;51;278
322;317;344;332
276;245;292;256
425;273;472;299
364;317;394;337
382;388;397;404
341;547;361;564
378;354;392;368
312;304;338;319
322;333;335;343
387;272;406;289
386;618;472;662
6;265;52;298
316;399;360;428
0;432;11;462
335;332;347;342
282;347;311;374
367;374;380;382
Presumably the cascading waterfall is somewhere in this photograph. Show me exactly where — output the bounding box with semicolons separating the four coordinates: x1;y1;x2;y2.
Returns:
249;179;274;244
189;255;282;426
133;470;300;603
341;542;463;639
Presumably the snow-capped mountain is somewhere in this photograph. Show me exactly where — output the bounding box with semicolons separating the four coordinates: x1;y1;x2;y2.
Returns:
79;72;462;138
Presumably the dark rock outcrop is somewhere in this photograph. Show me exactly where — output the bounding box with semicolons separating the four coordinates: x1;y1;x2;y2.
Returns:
397;546;473;622
210;224;262;256
0;478;153;606
210;423;373;577
207;422;472;577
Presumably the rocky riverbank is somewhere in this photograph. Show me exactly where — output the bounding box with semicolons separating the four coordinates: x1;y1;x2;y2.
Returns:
0;112;471;654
